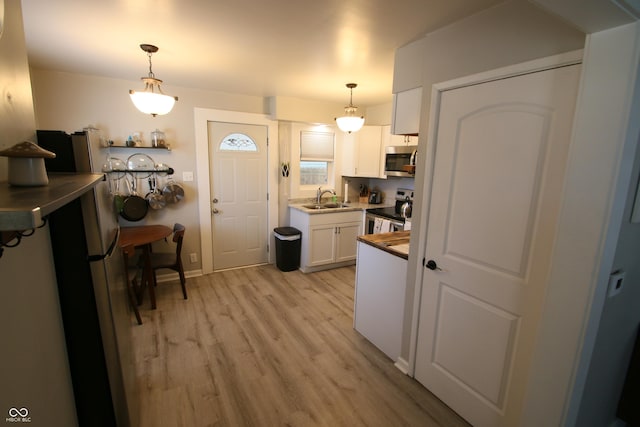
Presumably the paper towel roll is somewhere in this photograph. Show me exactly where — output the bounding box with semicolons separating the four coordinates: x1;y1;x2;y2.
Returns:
344;182;349;203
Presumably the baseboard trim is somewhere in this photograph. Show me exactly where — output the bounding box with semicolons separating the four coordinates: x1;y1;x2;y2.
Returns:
395;357;409;375
155;269;203;284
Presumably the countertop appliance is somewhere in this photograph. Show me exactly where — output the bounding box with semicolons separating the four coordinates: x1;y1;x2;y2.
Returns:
368;190;382;204
37;129;136;427
385;145;418;177
365;188;414;234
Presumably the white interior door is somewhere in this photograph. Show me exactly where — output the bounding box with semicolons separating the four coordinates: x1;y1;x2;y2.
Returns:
414;64;581;426
208;121;268;270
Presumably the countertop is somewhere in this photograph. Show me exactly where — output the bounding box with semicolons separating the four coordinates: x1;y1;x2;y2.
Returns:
289;200;393;214
357;231;410;260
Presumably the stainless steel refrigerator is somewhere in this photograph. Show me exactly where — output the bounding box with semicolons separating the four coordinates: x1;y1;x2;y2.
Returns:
37;129;137;427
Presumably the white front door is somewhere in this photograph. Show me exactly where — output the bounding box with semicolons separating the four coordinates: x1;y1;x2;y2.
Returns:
414;63;581;426
208;121;268;270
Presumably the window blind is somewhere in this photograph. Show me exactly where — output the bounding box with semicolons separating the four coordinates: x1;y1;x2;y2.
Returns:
300;131;334;161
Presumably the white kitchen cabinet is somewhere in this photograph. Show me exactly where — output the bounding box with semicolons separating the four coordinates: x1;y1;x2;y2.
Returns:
383;125;417;147
392;37;427;93
354;241;407;362
341;125;384;178
290;208;362;273
391;87;422;136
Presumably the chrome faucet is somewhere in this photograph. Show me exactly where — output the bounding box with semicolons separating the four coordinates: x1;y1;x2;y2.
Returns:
316;187;336;204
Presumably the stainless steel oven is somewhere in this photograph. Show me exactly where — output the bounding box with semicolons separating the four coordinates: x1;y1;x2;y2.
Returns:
365;212;404;234
364;188;414;234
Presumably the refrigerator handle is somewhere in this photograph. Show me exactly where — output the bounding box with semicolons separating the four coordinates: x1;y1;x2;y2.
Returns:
87;227;120;262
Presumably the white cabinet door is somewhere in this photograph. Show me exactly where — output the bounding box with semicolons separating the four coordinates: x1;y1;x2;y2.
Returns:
334;222;361;262
414;64;581;427
391;87;422;135
342;126;383;178
354;242;407;361
354;126;382;177
308;224;336;266
290;209;363;272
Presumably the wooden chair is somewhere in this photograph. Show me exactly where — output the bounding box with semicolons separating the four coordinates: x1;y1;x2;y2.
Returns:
121;244;143;325
147;223;187;299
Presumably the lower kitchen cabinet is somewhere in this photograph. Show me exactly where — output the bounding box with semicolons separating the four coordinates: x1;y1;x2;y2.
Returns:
290;209;362;273
354;241;407;362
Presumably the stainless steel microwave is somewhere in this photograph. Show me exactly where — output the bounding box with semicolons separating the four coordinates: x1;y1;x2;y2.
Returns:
384;145;417;177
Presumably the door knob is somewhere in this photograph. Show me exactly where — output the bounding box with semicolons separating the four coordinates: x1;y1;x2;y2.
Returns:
425;259;442;271
213;198;219;203
212;208;220;214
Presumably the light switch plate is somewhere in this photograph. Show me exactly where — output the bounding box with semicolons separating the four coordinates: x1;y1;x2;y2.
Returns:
607;270;625;298
183;171;194;182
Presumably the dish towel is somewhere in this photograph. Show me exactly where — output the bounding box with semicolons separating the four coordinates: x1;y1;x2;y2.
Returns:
381;219;392;233
373;217;383;234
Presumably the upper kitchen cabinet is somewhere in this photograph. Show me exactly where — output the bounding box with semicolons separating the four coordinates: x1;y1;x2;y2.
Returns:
391;87;422;136
391;38;425;136
341;126;383;178
393;38;426;93
382;125;416;147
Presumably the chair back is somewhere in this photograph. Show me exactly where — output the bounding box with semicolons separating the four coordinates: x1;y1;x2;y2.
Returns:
172;223;185;258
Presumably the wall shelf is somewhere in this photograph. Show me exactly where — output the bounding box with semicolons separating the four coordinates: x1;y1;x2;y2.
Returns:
108;144;171;151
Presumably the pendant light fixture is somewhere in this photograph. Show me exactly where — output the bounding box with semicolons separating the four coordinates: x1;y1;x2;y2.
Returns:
335;83;365;133
129;44;178;117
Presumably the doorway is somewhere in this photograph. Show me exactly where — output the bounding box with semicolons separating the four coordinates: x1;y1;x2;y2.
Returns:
195;109;278;274
411;54;582;426
208;121;268;270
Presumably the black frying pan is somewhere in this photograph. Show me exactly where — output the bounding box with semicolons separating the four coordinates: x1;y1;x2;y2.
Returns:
120;195;148;221
120;176;148;221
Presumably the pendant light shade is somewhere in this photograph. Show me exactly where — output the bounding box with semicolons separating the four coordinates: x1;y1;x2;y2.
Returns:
129;44;178;117
335;83;365;133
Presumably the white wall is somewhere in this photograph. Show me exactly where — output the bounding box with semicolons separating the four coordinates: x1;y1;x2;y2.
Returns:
0;0;36;182
0;3;78;425
575;116;640;427
520;22;640;426
31;69;271;273
418;0;585;131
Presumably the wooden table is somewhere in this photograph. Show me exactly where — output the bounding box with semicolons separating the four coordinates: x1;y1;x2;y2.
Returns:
119;224;173;309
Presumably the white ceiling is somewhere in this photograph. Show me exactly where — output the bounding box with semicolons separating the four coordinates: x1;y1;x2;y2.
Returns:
20;0;504;107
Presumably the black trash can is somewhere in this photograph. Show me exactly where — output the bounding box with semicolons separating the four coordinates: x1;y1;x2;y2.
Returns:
274;226;301;272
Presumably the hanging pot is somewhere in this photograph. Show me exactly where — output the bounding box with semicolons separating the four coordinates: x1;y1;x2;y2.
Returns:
162;178;185;204
146;176;166;210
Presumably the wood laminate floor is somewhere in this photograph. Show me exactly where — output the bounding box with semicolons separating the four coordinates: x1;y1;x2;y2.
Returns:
131;264;469;427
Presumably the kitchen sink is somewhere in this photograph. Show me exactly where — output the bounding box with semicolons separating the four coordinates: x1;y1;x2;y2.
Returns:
302;203;349;210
